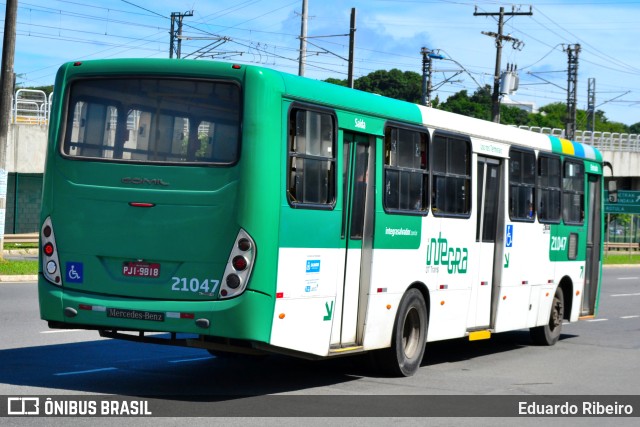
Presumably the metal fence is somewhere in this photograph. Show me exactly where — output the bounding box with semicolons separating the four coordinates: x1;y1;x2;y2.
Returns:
12;89;51;125
515;126;640;152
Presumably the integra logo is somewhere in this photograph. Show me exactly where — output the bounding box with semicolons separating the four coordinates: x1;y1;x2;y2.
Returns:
121;177;170;186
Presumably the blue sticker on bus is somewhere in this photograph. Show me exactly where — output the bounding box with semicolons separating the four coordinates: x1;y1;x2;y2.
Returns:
306;260;320;273
506;225;513;248
66;262;84;283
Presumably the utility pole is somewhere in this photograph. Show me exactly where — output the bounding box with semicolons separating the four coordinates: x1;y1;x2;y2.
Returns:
587;77;596;133
564;43;581;141
169;11;193;59
298;0;309;76
474;6;532;123
421;48;443;107
347;8;356;88
0;0;17;254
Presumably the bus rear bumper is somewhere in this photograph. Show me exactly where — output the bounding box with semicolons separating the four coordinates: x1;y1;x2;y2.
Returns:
38;277;274;342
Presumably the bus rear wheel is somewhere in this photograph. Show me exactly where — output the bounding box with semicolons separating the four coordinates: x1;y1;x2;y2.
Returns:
373;288;427;377
530;286;564;346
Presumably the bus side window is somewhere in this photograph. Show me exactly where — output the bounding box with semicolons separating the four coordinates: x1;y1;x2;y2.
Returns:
431;134;471;217
383;125;429;214
287;108;336;207
537;154;562;223
509;148;536;222
563;160;584;224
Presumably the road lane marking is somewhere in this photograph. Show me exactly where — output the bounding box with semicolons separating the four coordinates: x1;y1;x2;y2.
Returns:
40;329;83;334
611;292;640;297
618;277;639;280
54;367;117;376
586;319;607;322
621;315;640;319
168;357;213;363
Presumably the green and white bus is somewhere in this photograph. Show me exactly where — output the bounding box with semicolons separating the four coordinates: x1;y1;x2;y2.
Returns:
39;59;603;376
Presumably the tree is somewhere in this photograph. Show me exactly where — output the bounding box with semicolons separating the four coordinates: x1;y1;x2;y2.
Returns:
439;86;491;120
324;69;422;104
354;69;422;104
323;70;633;131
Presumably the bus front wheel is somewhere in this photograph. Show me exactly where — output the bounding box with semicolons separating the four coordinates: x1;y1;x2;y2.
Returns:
373;288;427;377
530;286;564;346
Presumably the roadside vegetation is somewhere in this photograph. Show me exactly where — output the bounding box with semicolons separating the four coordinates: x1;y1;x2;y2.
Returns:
325;69;640;133
603;253;640;265
0;258;37;275
0;251;637;277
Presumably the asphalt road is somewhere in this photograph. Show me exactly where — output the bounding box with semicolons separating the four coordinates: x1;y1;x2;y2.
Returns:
0;267;638;425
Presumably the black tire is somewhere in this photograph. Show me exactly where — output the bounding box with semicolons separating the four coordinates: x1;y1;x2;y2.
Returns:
530;286;564;345
372;288;428;377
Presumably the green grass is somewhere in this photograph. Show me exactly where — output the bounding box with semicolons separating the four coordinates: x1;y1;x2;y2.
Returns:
0;249;635;277
603;253;640;265
0;259;38;275
4;243;38;250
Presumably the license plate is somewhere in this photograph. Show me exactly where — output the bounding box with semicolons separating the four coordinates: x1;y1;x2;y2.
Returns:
122;262;160;278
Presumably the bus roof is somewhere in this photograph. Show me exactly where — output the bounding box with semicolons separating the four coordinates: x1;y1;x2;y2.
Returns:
57;58;603;163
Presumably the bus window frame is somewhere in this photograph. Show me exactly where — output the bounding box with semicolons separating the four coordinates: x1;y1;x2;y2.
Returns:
508;147;537;223
430;131;472;219
536;153;562;224
562;158;585;225
59;76;243;167
286;102;337;211
382;121;430;216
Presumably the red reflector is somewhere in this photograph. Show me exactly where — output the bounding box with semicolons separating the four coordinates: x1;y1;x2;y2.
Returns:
129;202;155;208
180;313;195;319
43;243;54;256
232;64;242;69
439;284;448;290
276;292;284;298
232;256;248;271
377;288;387;293
73;61;82;66
79;304;92;311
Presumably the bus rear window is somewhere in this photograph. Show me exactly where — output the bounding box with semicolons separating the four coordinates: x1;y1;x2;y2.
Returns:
62;78;241;165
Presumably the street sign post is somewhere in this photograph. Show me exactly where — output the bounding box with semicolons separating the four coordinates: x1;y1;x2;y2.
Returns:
605;190;640;214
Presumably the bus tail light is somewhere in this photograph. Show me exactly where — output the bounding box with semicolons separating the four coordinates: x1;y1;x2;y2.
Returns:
41;217;62;286
219;229;256;299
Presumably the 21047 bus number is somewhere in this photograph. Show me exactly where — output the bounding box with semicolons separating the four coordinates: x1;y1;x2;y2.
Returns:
171;277;220;295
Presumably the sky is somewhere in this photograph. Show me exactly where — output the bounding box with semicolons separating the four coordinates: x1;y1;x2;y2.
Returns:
2;0;640;127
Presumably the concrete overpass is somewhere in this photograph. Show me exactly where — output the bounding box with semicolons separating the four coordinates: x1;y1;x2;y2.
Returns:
4;90;640;234
515;126;640;191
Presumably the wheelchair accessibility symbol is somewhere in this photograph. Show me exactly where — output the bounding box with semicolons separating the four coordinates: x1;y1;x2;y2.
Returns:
506;225;513;248
66;262;84;283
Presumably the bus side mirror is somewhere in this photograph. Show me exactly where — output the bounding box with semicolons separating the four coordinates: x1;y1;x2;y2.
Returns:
608;180;618;203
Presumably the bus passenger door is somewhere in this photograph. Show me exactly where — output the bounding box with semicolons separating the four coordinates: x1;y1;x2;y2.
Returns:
582;174;602;316
334;131;375;347
471;156;504;329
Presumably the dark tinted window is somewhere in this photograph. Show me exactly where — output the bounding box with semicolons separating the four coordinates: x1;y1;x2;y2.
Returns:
537;154;562;223
432;134;471;216
63;78;241;164
384;126;429;214
287;109;336;207
509;148;536;221
563;160;584;224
